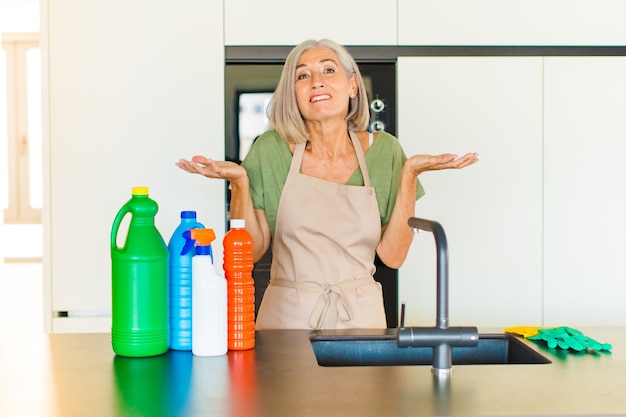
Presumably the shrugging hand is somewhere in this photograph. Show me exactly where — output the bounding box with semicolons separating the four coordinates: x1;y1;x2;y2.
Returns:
176;156;247;184
405;153;479;176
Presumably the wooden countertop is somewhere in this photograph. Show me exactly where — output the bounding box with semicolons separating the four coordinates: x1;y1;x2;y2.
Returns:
0;328;625;416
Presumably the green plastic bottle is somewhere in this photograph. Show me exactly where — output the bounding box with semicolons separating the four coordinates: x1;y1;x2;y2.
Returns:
111;186;169;357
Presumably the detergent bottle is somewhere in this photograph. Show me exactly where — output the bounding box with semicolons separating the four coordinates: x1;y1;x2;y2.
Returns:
223;219;255;350
186;228;227;356
110;186;169;357
168;211;204;350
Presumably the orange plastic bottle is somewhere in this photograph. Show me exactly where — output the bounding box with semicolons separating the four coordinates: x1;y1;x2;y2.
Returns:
223;219;255;350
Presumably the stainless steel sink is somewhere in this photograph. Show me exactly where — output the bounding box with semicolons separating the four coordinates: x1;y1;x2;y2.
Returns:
310;330;551;366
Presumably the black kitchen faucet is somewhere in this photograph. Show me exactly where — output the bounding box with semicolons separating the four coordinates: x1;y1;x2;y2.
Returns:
396;217;479;376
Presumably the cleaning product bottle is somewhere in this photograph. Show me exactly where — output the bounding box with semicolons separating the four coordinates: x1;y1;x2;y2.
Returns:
168;211;204;350
188;228;227;356
110;186;169;357
223;219;255;350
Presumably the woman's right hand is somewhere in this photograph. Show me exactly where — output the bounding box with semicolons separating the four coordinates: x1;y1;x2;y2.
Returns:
177;155;270;261
176;156;247;184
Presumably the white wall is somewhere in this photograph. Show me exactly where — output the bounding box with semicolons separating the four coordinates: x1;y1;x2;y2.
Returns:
42;0;225;332
224;0;397;45
398;0;626;45
397;55;626;328
224;0;626;47
397;57;544;327
543;57;626;326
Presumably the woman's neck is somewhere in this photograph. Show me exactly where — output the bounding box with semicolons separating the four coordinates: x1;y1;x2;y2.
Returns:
305;121;352;161
299;122;358;183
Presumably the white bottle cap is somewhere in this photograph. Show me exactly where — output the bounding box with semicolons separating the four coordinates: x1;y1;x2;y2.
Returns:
230;219;245;229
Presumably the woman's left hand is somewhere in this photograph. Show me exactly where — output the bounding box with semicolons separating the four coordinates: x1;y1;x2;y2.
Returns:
405;152;479;176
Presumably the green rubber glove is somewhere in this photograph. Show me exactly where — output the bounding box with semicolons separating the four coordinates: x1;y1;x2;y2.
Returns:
527;327;612;352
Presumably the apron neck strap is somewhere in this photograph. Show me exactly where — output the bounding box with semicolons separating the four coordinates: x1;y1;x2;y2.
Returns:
349;131;372;187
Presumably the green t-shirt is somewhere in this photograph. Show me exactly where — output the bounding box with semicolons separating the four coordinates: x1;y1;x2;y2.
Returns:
241;130;425;237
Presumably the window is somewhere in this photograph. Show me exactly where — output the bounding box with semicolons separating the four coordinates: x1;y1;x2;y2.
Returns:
235;90;273;161
1;32;41;224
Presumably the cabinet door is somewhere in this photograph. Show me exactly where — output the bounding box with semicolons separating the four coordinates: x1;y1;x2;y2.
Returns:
44;0;226;331
543;57;626;326
224;0;397;46
397;57;543;326
398;0;626;46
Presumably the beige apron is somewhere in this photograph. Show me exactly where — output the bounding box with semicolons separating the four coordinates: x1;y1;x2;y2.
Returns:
255;131;387;330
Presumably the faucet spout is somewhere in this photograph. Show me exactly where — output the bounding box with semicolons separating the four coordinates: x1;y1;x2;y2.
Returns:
407;217;449;329
397;217;479;375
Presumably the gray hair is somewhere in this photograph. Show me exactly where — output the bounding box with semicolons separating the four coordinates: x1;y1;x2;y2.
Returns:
267;39;370;144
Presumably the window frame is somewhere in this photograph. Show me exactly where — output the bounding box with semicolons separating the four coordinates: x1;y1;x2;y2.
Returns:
1;32;41;224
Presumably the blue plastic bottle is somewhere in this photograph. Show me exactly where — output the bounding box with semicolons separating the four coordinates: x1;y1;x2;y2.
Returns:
168;211;204;350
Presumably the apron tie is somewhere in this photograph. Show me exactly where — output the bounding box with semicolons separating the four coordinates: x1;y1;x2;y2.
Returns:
270;277;374;330
309;283;353;329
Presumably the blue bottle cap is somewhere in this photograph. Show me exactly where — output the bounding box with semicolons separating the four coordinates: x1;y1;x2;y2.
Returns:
181;211;197;219
196;245;212;256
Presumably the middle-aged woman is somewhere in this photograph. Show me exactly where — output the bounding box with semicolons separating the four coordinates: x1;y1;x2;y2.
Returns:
177;39;478;330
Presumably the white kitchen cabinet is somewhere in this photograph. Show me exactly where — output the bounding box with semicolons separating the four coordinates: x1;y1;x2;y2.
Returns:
397;57;544;327
42;0;226;332
543;57;626;326
398;0;626;46
224;0;397;46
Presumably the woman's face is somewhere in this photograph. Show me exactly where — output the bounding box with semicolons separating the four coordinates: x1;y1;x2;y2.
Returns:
294;47;358;124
